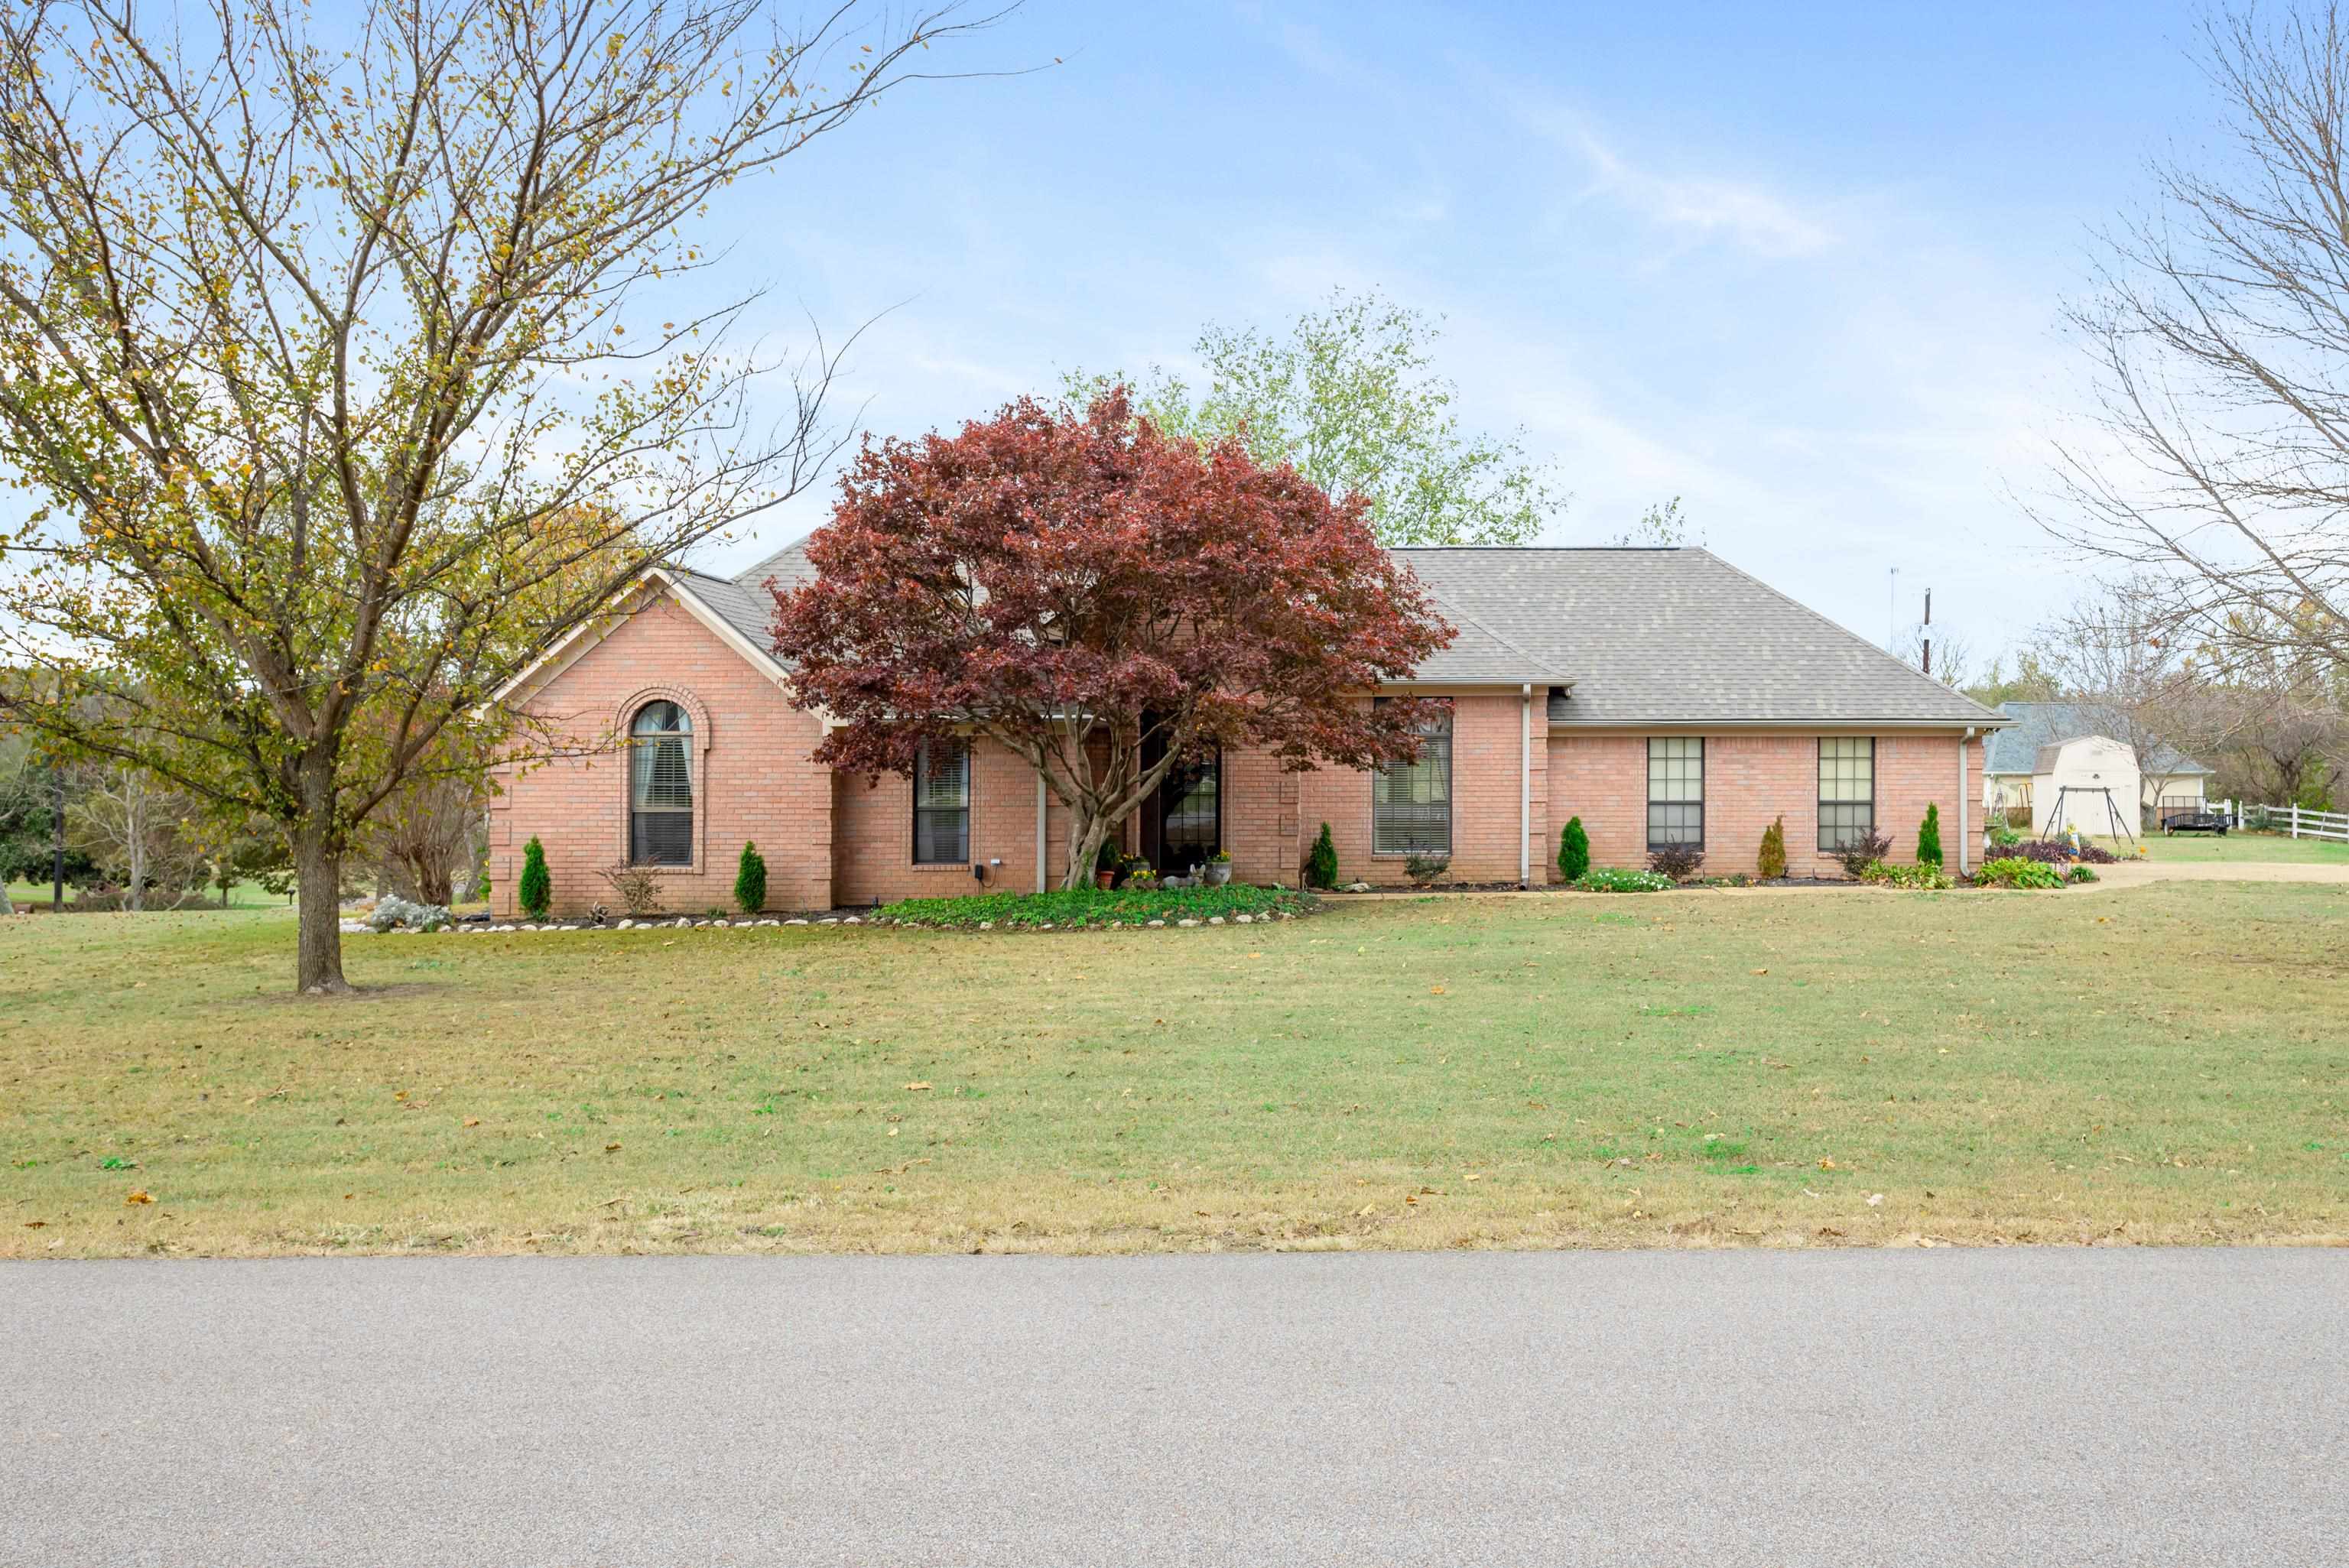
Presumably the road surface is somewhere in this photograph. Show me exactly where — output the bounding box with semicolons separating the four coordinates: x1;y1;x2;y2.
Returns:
3;1248;2341;1566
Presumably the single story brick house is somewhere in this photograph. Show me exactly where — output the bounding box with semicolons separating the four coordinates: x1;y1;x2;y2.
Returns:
489;543;2007;916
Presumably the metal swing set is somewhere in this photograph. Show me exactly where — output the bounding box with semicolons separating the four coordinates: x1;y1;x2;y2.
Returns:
2037;784;2137;851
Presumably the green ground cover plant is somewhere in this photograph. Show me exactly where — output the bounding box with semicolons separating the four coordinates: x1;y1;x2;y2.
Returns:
879;885;1311;929
1570;868;1672;893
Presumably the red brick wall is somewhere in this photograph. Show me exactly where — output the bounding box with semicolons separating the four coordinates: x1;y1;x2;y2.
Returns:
489;595;830;917
1295;690;1540;887
833;739;1048;906
1545;729;1983;878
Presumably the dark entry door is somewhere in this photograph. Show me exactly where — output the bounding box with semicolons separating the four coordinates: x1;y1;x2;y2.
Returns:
1139;725;1220;875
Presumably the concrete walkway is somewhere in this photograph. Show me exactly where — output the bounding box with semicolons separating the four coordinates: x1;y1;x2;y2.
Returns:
2084;858;2349;887
4;1249;2343;1566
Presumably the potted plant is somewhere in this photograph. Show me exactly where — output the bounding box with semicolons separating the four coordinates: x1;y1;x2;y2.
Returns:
1203;850;1233;886
1405;852;1449;885
1094;839;1119;890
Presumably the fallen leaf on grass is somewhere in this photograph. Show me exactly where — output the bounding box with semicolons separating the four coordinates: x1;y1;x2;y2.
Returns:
463;1118;481;1128
1428;985;1446;995
1818;1157;1837;1170
125;1190;153;1205
1866;1193;1884;1206
1750;968;1769;976
902;1082;932;1092
23;1220;44;1229
603;1143;621;1153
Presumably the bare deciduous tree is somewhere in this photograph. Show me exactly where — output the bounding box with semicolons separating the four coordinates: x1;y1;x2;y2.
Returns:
2033;583;2204;778
68;763;206;910
363;773;484;907
2039;5;2349;674
0;0;1008;992
1898;622;1976;690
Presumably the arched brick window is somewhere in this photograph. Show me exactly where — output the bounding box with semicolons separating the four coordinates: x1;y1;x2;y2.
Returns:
629;700;695;865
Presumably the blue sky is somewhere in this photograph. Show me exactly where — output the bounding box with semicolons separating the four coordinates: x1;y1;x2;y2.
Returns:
701;2;2212;666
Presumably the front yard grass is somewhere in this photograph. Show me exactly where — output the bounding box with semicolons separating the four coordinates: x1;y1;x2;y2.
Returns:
2110;833;2349;865
3;881;2344;1256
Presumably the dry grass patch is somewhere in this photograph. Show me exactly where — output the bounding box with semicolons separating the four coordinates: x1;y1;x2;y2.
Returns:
3;881;2344;1256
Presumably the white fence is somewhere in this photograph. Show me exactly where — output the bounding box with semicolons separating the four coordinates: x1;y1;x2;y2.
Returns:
2234;800;2349;843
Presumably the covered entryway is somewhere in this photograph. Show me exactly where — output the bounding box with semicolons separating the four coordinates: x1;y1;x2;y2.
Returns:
1139;727;1220;875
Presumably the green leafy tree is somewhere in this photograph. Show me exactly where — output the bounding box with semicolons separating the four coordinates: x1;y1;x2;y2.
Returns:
1071;289;1563;546
1558;816;1590;881
1917;803;1943;868
1759;815;1788;879
518;837;551;921
735;842;768;915
1306;823;1340;890
1607;498;1703;547
0;0;990;992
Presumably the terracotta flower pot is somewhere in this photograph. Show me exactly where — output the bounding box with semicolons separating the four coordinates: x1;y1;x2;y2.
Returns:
1096;870;1116;889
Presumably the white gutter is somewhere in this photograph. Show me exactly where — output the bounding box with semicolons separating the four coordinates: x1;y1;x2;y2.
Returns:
1519;683;1532;887
1958;727;1974;875
1035;768;1048;893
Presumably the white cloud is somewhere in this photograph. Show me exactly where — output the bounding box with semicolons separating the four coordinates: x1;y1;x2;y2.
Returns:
1502;90;1836;258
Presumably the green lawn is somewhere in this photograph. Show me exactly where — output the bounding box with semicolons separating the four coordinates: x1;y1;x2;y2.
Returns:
2107;832;2349;865
5;878;294;911
4;882;2344;1256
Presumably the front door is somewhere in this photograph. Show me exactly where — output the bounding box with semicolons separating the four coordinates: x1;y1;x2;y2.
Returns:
1139;726;1220;875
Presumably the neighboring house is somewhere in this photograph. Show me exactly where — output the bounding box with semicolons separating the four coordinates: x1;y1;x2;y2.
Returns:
1982;701;2215;834
489;545;2008;916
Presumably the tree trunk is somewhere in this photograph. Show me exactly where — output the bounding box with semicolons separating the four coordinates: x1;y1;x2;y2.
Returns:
1064;809;1112;891
293;752;350;995
414;857;454;907
125;778;146;913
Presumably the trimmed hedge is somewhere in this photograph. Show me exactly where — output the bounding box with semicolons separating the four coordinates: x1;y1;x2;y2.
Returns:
1558;816;1590;881
518;836;551;920
878;884;1314;930
735;841;768;914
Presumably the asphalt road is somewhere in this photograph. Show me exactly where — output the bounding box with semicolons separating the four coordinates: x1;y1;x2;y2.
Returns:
3;1249;2342;1566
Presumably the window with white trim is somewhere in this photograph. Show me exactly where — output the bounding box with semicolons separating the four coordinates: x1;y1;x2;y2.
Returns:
1647;738;1704;850
1819;737;1876;851
1373;700;1452;855
913;740;971;865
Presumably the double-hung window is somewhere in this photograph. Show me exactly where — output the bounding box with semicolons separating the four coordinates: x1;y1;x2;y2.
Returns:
1818;737;1876;851
913;740;971;865
1373;700;1452;855
1647;738;1704;849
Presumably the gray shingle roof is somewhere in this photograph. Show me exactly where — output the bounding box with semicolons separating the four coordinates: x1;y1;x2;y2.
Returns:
702;538;2002;729
1395;547;2005;728
1983;701;2213;775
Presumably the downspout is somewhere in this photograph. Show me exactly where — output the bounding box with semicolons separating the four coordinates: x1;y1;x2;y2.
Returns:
1035;767;1048;894
1519;684;1532;887
1958;727;1974;876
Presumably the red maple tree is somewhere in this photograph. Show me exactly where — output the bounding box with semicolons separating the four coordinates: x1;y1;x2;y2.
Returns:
770;388;1454;887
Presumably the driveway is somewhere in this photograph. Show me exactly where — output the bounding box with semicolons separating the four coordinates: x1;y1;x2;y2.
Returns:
3;1249;2342;1566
